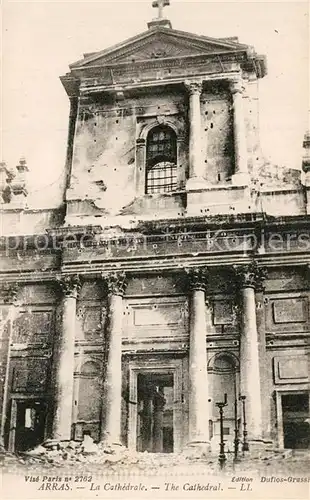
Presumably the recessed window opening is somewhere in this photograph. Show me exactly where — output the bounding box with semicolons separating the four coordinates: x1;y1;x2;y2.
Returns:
145;125;177;194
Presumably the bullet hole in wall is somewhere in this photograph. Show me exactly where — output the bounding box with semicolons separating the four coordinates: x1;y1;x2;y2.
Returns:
116;120;119;124
210;123;213;129
205;111;208;115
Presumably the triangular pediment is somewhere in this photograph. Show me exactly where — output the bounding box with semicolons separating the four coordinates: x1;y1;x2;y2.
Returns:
71;27;249;69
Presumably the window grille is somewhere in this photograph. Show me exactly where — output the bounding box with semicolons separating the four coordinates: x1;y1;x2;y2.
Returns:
146;126;177;194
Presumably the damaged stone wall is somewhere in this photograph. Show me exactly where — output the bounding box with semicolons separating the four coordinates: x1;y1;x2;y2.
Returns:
68;90;187;216
201;88;234;184
3;284;58;448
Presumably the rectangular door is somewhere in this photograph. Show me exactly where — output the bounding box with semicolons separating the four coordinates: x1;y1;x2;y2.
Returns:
282;393;310;449
11;400;47;452
128;359;184;453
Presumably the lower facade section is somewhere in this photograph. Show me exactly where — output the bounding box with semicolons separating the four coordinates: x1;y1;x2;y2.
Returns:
3;351;310;454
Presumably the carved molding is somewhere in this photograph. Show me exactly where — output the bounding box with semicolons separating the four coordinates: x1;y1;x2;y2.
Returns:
56;275;81;298
1;284;20;304
100;271;127;297
234;261;267;290
184;79;203;95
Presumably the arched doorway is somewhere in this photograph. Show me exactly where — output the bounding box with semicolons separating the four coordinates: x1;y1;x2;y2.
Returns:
208;353;240;454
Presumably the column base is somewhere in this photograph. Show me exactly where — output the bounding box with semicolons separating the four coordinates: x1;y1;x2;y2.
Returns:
183;441;211;458
231;172;250;186
238;438;274;458
186;176;209;190
99;438;124;450
248;438;274;449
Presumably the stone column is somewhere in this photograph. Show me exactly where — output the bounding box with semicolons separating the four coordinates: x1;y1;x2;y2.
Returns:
187;268;210;448
185;80;206;189
0;285;20;449
235;262;266;443
230;78;249;185
65;96;79;189
101;271;127;446
51;275;80;442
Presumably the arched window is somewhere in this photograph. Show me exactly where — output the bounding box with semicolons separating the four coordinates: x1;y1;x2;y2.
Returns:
145;126;177;194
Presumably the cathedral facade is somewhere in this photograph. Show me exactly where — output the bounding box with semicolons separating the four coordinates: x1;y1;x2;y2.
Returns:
0;3;309;455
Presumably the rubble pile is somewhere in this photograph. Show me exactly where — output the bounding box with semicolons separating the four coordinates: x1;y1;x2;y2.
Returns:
23;436;141;467
1;437;309;474
1;436;217;472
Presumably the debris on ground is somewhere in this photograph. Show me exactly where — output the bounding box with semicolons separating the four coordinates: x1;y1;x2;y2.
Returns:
0;436;309;476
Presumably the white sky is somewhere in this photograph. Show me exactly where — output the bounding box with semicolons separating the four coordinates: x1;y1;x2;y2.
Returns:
2;0;309;208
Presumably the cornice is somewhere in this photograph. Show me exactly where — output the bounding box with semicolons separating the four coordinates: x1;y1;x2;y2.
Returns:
1;255;309;285
76;49;247;73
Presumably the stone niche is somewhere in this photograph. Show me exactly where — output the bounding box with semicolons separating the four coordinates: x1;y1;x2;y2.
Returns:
74;359;102;442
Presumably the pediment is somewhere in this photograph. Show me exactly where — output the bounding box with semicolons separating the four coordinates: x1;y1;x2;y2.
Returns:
71;27;249;69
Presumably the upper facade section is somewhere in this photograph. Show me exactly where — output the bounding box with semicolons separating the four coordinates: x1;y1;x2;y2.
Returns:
61;25;266;97
60;19;271;227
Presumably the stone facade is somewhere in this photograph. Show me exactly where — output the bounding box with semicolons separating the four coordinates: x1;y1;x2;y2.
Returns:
0;7;309;454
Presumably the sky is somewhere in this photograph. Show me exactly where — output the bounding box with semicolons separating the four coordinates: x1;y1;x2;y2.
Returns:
2;0;309;208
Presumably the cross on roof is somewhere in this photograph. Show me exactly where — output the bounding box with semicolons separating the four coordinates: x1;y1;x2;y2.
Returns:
152;0;170;19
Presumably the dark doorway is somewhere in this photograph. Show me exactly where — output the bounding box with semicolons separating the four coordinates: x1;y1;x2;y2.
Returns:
14;401;46;452
137;373;174;453
282;393;310;449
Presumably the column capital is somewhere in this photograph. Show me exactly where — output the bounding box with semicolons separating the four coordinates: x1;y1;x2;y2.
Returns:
184;79;203;96
100;271;127;297
56;275;81;298
234;261;267;290
186;267;209;292
230;78;245;95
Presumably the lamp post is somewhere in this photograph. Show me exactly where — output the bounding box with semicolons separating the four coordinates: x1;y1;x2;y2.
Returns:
216;393;228;469
239;395;249;453
233;374;240;462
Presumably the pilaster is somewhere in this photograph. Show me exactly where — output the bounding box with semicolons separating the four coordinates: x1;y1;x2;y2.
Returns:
0;284;20;449
230;78;250;186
